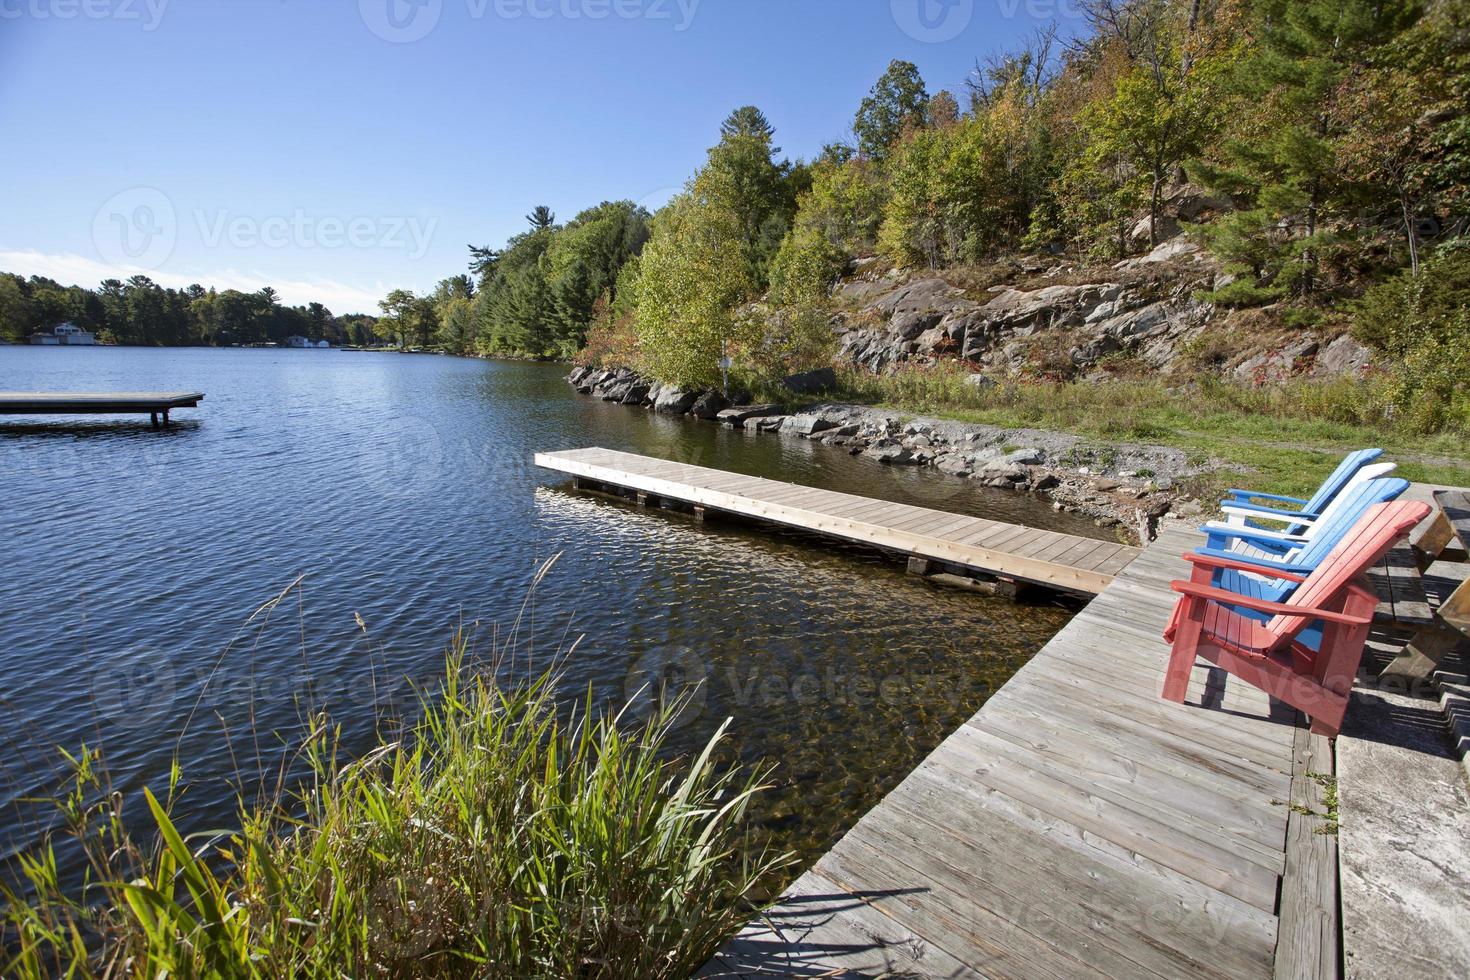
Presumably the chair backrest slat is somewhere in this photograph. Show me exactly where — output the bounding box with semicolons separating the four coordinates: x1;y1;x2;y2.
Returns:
1291;476;1409;565
1303;448;1384;515
1296;463;1397;544
1266;501;1431;638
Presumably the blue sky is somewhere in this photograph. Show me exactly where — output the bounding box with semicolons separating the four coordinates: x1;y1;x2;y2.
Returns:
0;0;1074;312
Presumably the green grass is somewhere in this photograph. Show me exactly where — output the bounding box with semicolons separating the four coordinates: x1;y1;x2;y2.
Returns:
2;559;787;979
832;364;1470;499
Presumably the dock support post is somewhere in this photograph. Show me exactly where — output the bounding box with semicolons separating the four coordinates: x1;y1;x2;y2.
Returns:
907;557;931;577
636;492;650;508
161;409;170;428
693;505;706;523
150;411;159;429
572;476;585;490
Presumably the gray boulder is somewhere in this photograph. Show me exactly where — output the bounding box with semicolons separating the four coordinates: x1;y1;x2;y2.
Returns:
781;367;837;395
716;404;785;428
690;391;729;419
781;414;836;436
621;383;650;405
653;387;698;414
864;444;919;465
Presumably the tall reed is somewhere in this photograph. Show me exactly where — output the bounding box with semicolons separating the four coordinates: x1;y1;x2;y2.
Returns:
3;560;787;978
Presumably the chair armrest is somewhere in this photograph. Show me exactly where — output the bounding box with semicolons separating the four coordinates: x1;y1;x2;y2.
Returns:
1220;502;1320;525
1170;580;1374;625
1225;489;1310;506
1192;545;1316;577
1203;520;1309;545
1183;551;1308;582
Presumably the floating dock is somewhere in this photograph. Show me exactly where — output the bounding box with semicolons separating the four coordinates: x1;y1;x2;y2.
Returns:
534;447;1139;595
702;525;1333;979
0;391;204;427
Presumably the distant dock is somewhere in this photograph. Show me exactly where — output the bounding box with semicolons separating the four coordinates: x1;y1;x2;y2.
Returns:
0;391;204;427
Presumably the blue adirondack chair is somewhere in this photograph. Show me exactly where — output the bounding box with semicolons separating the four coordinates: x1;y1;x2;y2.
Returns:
1167;476;1411;650
1221;447;1385;532
1214;462;1397;554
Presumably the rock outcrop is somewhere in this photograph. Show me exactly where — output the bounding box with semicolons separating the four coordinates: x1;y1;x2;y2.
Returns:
830;238;1378;383
563;365;1219;539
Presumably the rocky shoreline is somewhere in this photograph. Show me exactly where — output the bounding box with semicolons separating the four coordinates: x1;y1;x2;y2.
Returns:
567;365;1222;543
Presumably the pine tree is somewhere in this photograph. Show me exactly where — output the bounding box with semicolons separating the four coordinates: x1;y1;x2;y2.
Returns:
853;60;930;162
1194;0;1420;297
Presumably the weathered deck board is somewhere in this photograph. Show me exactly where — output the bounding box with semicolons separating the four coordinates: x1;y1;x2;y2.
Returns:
534;447;1139;594
703;527;1324;979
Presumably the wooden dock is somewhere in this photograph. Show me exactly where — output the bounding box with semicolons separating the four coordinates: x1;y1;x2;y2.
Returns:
0;391;204;427
701;525;1335;979
534;447;1139;595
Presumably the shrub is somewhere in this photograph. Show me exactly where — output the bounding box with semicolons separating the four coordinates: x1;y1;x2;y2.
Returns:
1353;248;1470;432
768;226;845;310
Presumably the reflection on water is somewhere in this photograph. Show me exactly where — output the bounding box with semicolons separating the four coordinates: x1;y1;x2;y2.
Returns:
0;347;1086;871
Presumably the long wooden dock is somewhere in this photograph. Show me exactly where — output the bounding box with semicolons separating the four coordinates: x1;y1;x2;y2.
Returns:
0;391;203;427
702;526;1335;979
534;447;1139;595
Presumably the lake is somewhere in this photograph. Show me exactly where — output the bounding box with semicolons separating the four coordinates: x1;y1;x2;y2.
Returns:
0;346;1104;870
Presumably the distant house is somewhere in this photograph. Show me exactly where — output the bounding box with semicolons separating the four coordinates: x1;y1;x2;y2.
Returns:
285;335;312;348
315;339;331;348
30;322;96;346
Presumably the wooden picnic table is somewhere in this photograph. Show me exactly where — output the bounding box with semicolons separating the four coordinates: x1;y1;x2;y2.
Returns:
1380;490;1470;680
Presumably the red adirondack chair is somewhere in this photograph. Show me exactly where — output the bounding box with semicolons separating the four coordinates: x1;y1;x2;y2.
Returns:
1162;501;1430;736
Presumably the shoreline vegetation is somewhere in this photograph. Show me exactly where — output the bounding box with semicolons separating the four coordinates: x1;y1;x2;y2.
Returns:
3;560;789;978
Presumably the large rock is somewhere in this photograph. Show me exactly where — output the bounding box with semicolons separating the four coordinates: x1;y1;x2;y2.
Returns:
621;383;650;405
781;414;836;436
653;387;698;414
1313;333;1375;377
870;278;973;320
781;367;837;395
689;391;728;419
864;444;919;465
716;405;785;428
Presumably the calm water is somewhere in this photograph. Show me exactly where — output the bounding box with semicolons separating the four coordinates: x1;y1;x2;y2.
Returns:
0;346;1105;870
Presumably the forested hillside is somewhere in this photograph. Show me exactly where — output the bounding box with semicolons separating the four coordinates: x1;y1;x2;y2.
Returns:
557;0;1469;433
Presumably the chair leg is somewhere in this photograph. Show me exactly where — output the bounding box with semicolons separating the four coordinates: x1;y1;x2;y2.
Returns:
1309;711;1344;738
1162;601;1204;703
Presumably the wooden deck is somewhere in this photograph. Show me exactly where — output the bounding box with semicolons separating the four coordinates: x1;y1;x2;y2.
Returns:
534;447;1139;595
0;391;203;427
701;526;1337;979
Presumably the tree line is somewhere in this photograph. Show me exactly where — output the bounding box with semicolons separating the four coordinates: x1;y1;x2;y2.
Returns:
0;273;386;347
